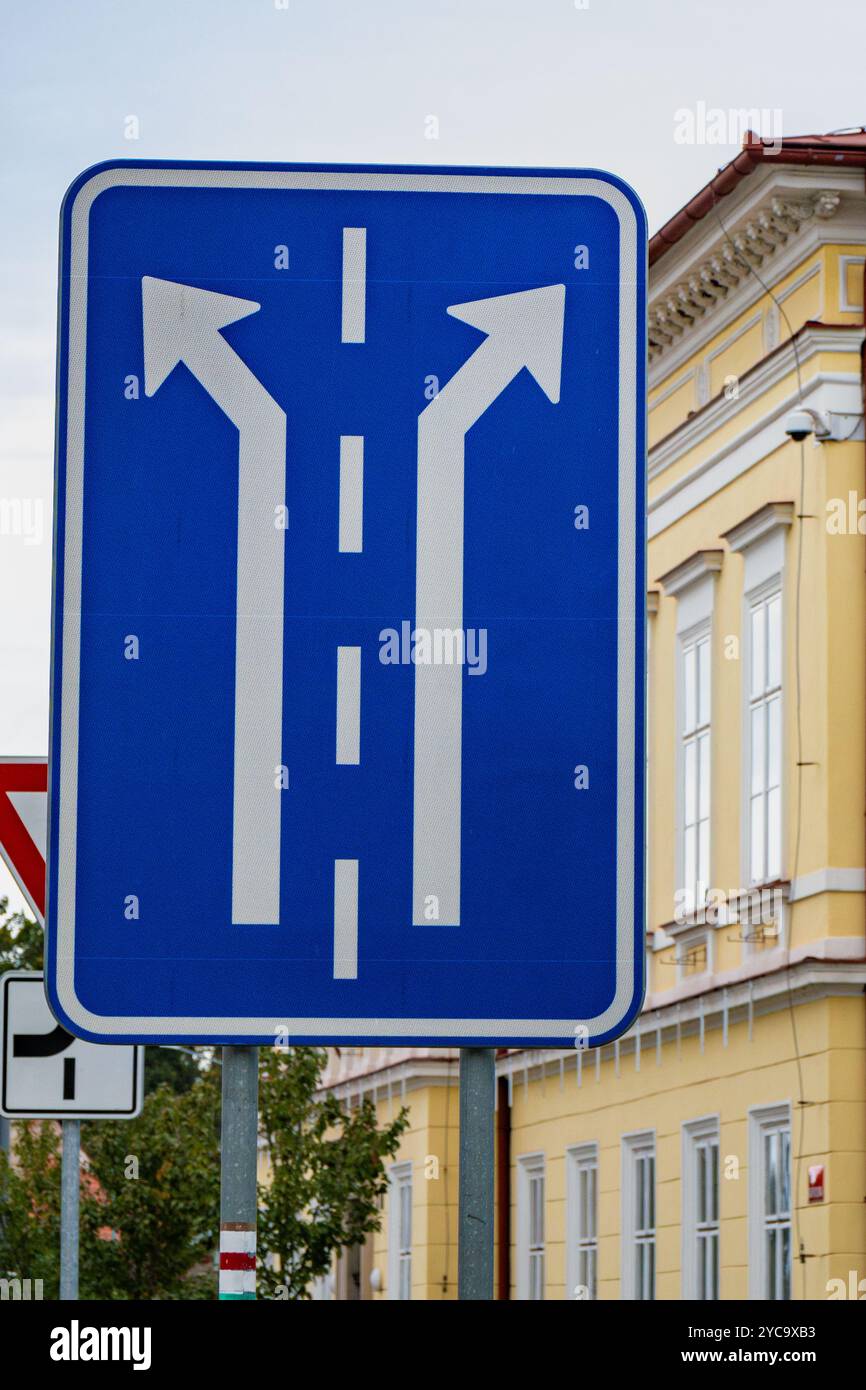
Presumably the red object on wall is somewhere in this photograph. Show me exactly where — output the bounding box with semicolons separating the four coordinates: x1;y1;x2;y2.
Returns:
808;1164;825;1202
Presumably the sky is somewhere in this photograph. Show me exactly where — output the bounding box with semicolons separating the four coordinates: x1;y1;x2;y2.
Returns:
0;0;862;909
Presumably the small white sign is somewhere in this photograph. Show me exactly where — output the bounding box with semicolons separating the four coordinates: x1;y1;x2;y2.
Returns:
0;972;143;1119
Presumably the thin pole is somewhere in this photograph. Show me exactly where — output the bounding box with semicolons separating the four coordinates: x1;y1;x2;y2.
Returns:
219;1045;259;1300
495;1073;511;1299
0;1115;10;1245
59;1118;80;1300
458;1046;495;1300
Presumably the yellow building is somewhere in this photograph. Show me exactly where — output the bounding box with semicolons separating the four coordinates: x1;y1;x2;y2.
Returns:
318;130;866;1302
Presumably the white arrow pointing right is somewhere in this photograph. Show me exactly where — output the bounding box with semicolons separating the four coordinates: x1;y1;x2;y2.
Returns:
142;276;287;926
412;283;566;927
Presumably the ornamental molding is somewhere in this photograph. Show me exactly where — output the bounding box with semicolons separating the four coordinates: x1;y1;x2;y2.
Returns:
648;323;865;480
318;1044;458;1093
649;371;863;540
316;1051;470;1101
650;164;863;296
315;945;866;1096
656;548;723;596
495;949;866;1077
722;501;794;554
648;188;841;362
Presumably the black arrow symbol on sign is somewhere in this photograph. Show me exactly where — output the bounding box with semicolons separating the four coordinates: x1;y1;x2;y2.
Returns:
14;1023;77;1099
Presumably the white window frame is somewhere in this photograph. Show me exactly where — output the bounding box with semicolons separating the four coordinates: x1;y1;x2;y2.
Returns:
745;581;783;888
387;1160;412;1301
839;253;865;313
660;555;720;922
621;1131;656;1300
517;1153;546;1301
678;621;712;914
646;597;656;935
748;1103;792;1301
682;1115;720;1299
566;1142;599;1300
725;504;792;900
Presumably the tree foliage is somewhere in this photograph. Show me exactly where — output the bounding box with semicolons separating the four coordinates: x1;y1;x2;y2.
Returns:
0;899;44;972
0;1075;221;1300
140;1046;204;1097
0;1121;63;1296
257;1047;408;1299
79;1071;221;1299
1;1044;408;1300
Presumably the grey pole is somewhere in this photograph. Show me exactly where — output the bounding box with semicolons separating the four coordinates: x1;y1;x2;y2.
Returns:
59;1118;80;1300
458;1046;495;1300
219;1045;259;1301
0;1115;9;1243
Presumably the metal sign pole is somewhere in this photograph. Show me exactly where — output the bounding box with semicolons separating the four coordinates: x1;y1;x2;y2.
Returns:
219;1045;259;1300
59;1118;80;1300
0;1115;9;1246
457;1046;495;1300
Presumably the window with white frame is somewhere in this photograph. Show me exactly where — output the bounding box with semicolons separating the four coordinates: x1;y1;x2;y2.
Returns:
566;1144;598;1300
517;1154;545;1300
645;602;656;988
748;588;782;884
622;1133;655;1300
388;1162;412;1300
723;504;792;897
683;1118;720;1299
749;1104;792;1301
681;629;711;912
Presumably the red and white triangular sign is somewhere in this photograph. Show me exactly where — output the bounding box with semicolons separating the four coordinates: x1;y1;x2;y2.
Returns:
0;758;47;923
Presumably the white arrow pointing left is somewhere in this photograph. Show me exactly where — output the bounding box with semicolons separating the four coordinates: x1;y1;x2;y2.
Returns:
143;276;286;925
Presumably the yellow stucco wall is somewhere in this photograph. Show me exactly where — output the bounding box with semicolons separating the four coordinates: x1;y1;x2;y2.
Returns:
505;997;865;1301
371;1080;461;1300
367;996;865;1300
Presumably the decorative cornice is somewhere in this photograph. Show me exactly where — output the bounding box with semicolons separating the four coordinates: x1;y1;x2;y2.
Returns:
649;322;865;480
650;133;866;268
789;866;866;900
648;188;841;362
722;501;795;553
319;1045;458;1092
316;945;866;1096
643;939;866;1015
495;954;866;1080
656;548;723;596
320;1053;459;1105
650;166;863;300
649;371;863;540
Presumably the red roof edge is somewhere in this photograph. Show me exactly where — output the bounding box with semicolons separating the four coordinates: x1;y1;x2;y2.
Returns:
649;130;866;268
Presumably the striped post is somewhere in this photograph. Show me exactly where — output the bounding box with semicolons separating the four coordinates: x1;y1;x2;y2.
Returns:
220;1222;257;1301
219;1045;259;1300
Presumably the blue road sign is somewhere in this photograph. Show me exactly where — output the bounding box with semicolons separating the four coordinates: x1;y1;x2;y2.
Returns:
47;161;646;1048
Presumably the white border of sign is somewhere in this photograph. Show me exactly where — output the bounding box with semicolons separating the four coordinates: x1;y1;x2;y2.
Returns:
51;164;642;1042
1;972;143;1119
